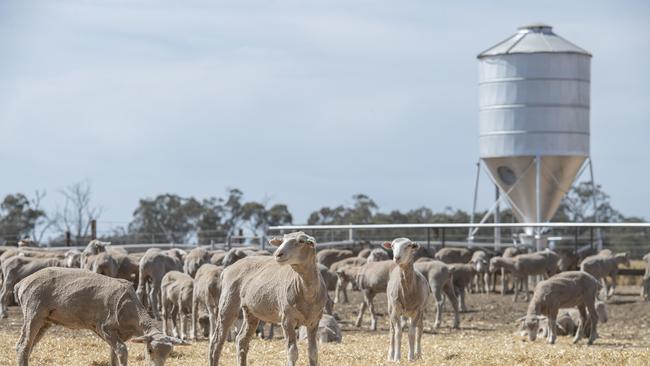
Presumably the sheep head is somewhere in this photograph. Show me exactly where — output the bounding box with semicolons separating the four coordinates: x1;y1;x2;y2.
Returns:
383;238;419;266
517;315;547;341
132;333;189;366
271;231;316;265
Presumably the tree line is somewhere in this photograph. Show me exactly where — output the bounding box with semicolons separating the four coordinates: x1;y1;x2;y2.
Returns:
0;181;646;248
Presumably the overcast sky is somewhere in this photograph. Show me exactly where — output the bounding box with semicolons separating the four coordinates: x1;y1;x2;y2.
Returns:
1;0;649;233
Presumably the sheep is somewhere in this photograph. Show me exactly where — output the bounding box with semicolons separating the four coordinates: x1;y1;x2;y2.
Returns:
449;263;477;312
354;260;396;331
334;265;362;304
414;260;460;329
183;247;211;278
64;249;81;268
357;248;372;258
318;264;338;291
80;239;127;269
367;248;390;262
536;301;608;339
557;249;580;271
494;246;526;295
519;271;602;345
89;251;140;285
330;257;366;304
210;251;227;266
580;252;630;298
192;264;223;341
221;248;249;267
383;238;429;362
298;314;342;343
209;231;328;366
0;256;65;318
642;252;650;301
161;271;194;340
14;267;187;366
489;252;559;302
136;249;184;320
469;250;490;293
434;247;472;264
316;249;355;268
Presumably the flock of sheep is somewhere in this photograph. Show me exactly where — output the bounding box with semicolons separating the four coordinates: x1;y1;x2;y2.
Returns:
0;232;647;365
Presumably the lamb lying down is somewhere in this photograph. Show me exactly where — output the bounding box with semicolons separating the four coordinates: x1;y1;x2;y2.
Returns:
14;267;188;366
299;314;342;343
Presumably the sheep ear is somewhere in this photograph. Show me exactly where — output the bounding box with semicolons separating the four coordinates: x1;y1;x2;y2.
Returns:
410;242;420;250
269;236;283;246
131;335;153;344
382;241;392;249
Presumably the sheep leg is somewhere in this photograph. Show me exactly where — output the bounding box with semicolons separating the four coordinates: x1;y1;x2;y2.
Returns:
585;300;599;345
608;272;618;298
573;305;587;344
236;310;259;366
0;281;12;318
392;313;402;361
16;313;45;366
179;307;187;340
282;318;299;366
191;296;199;341
546;311;558;344
442;282;460;329
170;306;180;338
415;310;424;359
431;285;443;329
209;296;240;366
387;312;395;361
354;292;368;328
513;276;520;302
407;317;416;361
483;272;490;294
306;324;319;366
524;276;530;301
367;292;378;331
458;287;468;312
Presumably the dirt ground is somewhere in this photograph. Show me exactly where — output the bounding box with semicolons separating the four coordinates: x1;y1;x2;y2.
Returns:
0;285;648;365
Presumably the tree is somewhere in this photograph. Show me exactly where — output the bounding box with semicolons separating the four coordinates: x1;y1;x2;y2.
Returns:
53;181;103;245
129;194;202;243
241;202;293;236
0;193;47;245
555;182;624;223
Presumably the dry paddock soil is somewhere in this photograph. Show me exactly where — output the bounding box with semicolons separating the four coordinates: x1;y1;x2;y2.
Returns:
0;286;648;366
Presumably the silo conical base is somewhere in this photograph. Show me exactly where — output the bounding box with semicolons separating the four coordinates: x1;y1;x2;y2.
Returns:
482;155;586;223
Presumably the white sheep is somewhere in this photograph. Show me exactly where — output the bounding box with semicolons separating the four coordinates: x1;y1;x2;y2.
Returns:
580;251;630;298
14;267;188;366
383;238;429;362
160;271;194;340
414;259;460;329
354;260;396;331
519;271;602;345
192;264;223;341
209;231;328;366
489;252;559;302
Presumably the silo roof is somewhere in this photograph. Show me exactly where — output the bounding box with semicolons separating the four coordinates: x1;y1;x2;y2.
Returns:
478;23;591;58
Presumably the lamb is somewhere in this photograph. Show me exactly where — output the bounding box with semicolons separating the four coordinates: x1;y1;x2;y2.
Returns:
334;265;362;304
519;271;602;345
14;267;187;366
414;260;460;329
298;314;342;343
494;246;526;294
354;260;396;331
183;247;211;278
367;248;390;262
384;238;429;362
449;263;477;312
580;251;630;298
0;255;65;318
469;250;490;293
136;249;184;320
192;264;223;340
330;257;366;304
489;252;559;302
209;231;328;366
434;247;472;264
160;271;194;340
316;249;355;268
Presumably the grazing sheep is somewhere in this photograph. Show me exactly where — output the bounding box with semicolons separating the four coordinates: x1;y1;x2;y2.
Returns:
383;238;429;362
642;253;650;301
449;263;477;312
470;250;490;293
209;231;328;366
367;248;390;262
136;250;184;320
580;252;630;298
414;260;460;329
354;260;396;331
519;271;602;345
161;271;194;340
192;264;223;341
434;247;472;264
299;314;342;343
183;247;211;278
536;301;608;339
14;267;187;366
0;256;65;318
330;257;367;304
489;252;559;302
316;249;355;268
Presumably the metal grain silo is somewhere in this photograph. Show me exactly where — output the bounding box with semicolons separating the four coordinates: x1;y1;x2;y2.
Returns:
477;23;591;226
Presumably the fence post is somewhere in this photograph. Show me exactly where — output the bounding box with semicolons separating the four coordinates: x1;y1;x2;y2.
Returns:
574;227;579;253
590;227;594;251
65;231;71;247
348;224;354;242
210;239;215;251
427;228;431;250
227;235;231;250
90;220;97;240
441;228;446;248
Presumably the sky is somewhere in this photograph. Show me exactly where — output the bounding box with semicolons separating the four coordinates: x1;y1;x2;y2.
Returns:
1;0;649;234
